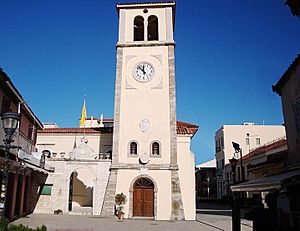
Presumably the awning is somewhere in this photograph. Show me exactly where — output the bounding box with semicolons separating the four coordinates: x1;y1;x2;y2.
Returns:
231;169;300;192
23;162;50;174
18;149;54;172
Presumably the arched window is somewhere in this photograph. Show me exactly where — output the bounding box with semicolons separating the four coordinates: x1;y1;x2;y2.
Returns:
151;142;160;156
134;16;144;41
134;177;154;188
130;142;138;155
147;15;158;41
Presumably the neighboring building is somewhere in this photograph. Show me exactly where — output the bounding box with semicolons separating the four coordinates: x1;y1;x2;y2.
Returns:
0;68;52;220
37;120;114;158
238;137;288;201
195;159;217;201
215;123;286;198
244;137;288;182
272;54;300;229
286;0;300;16
273;54;300;166
34;122;114;215
229;54;300;230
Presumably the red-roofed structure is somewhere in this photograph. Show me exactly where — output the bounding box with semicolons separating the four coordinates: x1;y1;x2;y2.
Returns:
39;119;199;137
241;137;287;161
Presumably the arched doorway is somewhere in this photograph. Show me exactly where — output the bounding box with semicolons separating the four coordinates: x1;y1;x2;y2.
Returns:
68;168;94;214
133;177;154;217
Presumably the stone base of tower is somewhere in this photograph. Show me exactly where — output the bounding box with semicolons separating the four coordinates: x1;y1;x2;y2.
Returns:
171;170;185;220
101;169;117;216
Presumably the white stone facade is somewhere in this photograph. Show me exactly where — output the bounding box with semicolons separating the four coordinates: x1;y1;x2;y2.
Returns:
34;158;111;215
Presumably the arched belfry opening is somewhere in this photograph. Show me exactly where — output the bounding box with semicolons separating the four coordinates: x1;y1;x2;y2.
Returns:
133;177;154;217
147;15;158;41
134;16;144;41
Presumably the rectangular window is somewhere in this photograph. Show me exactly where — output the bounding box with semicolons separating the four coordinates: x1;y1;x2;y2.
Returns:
256;138;261;146
294;98;300;137
245;138;250;145
28;125;33;141
40;184;52;195
1;97;11;113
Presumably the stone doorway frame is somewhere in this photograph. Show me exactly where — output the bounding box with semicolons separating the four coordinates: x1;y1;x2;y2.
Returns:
129;175;158;219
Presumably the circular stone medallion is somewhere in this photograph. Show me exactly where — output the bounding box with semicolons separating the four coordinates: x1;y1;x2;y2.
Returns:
139;119;150;133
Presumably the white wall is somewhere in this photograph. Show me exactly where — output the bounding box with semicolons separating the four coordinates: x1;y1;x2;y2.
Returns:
177;135;196;220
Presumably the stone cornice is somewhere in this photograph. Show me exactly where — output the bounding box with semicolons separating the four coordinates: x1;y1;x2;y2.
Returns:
116;41;175;48
110;163;178;170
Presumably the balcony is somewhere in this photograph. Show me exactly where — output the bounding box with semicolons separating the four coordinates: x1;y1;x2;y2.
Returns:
10;129;35;155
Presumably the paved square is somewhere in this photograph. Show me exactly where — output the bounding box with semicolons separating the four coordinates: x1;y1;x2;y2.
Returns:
12;213;253;231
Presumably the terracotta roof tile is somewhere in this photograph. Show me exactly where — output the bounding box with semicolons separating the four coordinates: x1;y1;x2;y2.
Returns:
39;128;101;134
242;138;287;161
39;120;199;137
176;121;199;136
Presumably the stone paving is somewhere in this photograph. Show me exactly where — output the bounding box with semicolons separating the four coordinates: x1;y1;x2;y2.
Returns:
12;213;253;231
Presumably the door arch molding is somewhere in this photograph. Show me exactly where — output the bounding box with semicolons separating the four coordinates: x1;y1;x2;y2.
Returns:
129;175;158;219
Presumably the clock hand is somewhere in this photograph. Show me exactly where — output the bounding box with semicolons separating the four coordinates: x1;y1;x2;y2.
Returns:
142;65;146;74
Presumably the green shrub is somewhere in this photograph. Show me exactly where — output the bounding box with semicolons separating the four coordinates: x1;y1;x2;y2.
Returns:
0;217;46;231
0;217;9;231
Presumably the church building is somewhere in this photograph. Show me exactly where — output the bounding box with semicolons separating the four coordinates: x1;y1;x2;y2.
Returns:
34;1;199;220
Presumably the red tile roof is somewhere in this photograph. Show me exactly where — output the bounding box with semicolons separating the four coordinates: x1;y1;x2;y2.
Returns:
242;138;287;161
176;121;199;136
39;120;199;136
273;54;300;95
39;128;101;134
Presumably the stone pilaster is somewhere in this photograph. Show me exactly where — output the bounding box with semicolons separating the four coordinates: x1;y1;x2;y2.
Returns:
112;47;123;165
168;45;184;220
171;170;185;220
168;45;177;166
101;169;118;216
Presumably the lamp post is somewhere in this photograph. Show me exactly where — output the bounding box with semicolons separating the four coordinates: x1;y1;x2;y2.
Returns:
229;157;240;231
232;142;244;182
0;112;21;217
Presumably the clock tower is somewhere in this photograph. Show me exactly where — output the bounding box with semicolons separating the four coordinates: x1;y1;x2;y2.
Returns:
102;1;186;220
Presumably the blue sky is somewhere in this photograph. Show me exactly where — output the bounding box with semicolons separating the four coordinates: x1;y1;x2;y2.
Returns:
0;1;299;164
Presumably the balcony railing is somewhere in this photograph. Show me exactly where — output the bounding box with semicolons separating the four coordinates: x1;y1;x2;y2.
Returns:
13;129;35;154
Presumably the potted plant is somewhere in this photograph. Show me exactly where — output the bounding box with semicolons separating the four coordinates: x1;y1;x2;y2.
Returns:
115;192;126;220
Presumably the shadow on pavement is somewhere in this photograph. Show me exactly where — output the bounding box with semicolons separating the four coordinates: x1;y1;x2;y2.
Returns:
196;200;232;217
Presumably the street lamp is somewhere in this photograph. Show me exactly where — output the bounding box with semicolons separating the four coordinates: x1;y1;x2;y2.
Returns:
229;156;240;231
0;112;21;217
232;142;244;182
229;157;238;184
1;112;21;154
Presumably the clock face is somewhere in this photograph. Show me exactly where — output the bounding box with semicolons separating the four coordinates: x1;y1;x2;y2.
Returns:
133;62;154;82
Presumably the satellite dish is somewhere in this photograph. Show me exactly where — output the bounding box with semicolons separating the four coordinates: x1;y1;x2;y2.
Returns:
139;153;150;165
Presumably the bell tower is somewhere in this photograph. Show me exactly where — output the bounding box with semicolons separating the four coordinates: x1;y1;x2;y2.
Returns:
102;1;185;220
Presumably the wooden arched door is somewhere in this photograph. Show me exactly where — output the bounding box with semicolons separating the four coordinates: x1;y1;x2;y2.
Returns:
133;177;154;217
